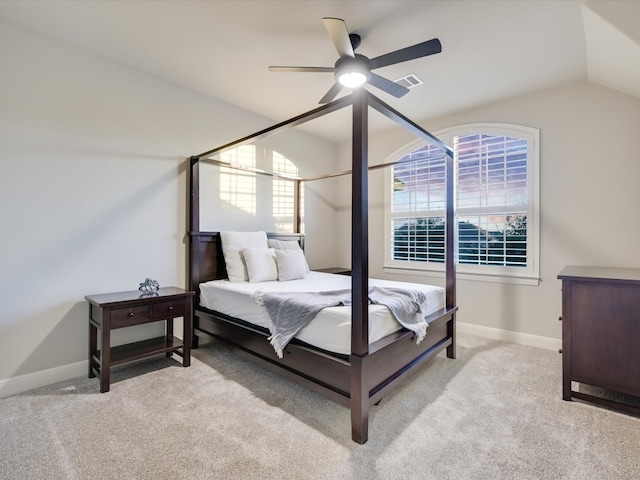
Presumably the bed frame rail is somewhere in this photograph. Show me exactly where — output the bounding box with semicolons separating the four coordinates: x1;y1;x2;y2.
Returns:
194;304;456;410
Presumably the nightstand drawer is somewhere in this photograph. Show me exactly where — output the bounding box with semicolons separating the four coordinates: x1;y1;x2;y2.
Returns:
111;305;150;328
152;299;186;319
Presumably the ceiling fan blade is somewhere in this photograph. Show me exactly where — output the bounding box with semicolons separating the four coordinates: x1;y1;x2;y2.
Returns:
322;17;355;58
269;66;335;73
367;73;410;98
369;38;442;70
319;83;343;104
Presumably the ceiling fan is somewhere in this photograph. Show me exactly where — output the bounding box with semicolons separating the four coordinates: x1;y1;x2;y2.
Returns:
269;17;442;104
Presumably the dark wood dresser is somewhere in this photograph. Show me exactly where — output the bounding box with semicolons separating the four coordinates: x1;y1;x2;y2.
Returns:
558;266;640;415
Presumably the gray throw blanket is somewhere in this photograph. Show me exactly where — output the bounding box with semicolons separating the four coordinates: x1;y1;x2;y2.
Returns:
252;287;428;358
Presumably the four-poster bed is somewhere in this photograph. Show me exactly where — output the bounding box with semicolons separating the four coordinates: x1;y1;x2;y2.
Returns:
188;89;457;444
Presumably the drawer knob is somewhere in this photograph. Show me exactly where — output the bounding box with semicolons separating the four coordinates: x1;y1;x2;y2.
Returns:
168;306;174;311
558;316;562;321
128;312;134;317
558;349;563;354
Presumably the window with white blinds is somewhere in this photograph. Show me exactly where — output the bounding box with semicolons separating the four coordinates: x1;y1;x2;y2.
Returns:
386;123;539;284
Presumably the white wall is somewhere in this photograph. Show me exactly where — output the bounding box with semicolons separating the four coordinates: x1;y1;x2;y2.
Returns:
198;131;339;269
335;81;640;344
0;22;337;394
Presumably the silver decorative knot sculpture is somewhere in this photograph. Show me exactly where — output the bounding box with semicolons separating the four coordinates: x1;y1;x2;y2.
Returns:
139;278;160;294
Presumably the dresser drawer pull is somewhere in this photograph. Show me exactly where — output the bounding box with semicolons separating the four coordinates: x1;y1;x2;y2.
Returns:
168;306;174;311
128;312;134;317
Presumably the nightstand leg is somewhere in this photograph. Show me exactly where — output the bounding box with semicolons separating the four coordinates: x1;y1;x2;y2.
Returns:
183;303;192;367
100;317;111;393
166;318;174;358
89;323;97;378
191;312;199;349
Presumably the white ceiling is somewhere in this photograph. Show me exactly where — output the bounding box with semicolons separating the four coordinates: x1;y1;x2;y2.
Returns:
0;1;638;143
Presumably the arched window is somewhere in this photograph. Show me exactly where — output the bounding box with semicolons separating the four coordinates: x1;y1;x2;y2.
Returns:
272;151;299;232
385;123;539;285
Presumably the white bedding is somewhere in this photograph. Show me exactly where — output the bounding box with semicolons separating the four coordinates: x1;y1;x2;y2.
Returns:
199;271;444;355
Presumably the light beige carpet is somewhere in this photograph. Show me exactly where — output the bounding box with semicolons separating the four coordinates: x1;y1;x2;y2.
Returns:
1;333;639;480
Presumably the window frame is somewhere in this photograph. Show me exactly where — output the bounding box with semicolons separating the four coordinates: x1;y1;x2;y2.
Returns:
384;123;540;286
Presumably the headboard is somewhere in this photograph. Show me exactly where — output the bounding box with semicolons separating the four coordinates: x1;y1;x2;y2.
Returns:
188;231;305;303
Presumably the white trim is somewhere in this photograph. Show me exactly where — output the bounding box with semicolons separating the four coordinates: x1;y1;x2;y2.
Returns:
383;266;540;286
0;360;87;399
457;322;561;351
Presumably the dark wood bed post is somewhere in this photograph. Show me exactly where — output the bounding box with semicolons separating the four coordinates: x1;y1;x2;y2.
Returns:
188;156;200;290
445;149;456;359
350;89;370;444
188;156;202;349
367;94;457;359
295;179;302;234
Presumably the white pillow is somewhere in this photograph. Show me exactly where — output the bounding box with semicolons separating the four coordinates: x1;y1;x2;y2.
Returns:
220;231;268;282
242;248;278;283
275;249;307;281
268;239;310;272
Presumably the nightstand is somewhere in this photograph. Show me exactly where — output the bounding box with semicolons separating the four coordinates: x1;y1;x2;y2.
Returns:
315;267;352;276
85;287;194;393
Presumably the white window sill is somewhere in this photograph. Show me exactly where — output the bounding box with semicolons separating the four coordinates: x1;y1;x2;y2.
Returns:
383;266;540;286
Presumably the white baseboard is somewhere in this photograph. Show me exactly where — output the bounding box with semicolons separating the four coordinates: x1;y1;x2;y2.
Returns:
0;360;87;399
457;322;561;351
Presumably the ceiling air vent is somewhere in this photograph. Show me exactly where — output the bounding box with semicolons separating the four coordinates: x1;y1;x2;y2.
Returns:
395;73;423;89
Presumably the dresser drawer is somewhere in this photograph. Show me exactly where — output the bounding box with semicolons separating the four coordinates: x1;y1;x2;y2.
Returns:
110;305;150;328
151;299;186;319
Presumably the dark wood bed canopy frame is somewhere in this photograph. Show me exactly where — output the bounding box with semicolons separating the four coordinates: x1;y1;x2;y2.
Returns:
188;89;457;444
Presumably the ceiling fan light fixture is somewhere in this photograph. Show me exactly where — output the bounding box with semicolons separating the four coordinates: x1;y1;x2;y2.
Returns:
268;17;442;103
337;70;368;88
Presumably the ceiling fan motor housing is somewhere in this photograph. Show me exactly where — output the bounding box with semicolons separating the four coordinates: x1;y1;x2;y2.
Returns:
349;33;362;50
335;54;371;82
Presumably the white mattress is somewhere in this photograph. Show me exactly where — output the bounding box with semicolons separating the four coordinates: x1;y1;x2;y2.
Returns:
199;272;444;355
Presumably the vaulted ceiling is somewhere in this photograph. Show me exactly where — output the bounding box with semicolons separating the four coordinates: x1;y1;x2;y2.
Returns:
0;0;638;143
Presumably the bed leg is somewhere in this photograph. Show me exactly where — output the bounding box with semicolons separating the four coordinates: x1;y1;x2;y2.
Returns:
191;314;200;349
446;314;456;359
350;354;369;444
